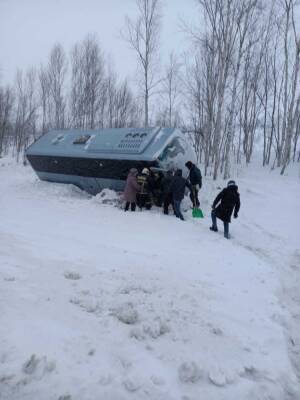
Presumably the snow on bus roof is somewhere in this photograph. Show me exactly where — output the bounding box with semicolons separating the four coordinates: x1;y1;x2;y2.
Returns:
26;127;178;160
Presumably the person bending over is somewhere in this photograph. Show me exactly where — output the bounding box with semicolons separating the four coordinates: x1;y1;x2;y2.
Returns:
210;180;240;239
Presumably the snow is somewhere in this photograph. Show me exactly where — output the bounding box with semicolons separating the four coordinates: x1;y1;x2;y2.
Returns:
0;156;300;400
84;134;96;150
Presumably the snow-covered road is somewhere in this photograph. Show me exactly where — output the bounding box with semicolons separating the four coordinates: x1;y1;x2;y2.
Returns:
0;159;299;400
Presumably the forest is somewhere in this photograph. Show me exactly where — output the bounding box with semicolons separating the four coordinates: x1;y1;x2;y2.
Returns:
0;0;299;179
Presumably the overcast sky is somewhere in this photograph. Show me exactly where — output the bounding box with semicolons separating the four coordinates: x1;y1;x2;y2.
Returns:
0;0;199;85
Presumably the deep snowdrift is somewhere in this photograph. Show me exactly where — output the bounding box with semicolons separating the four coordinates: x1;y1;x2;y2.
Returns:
0;157;299;400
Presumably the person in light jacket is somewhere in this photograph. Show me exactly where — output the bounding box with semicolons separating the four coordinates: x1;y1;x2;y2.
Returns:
124;168;140;211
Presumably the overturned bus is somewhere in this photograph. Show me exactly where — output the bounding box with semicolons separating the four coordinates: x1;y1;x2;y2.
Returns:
26;127;197;195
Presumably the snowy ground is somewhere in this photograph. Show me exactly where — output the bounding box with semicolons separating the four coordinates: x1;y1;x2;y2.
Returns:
0;157;300;400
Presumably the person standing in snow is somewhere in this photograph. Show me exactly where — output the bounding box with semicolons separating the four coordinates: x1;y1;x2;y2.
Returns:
169;169;192;221
161;169;174;215
136;168;155;210
210;180;240;239
150;170;164;206
124;168;140;211
185;161;202;207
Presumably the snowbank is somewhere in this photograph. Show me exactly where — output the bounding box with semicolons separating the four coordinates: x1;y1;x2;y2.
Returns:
0;158;299;400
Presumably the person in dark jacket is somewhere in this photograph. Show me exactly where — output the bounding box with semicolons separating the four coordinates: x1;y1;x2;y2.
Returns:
210;180;241;239
169;169;192;221
151;170;164;206
136;168;155;210
185;161;202;207
161;170;174;215
123;168;140;211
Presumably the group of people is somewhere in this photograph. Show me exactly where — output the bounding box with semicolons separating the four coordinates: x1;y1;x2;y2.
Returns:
123;160;240;239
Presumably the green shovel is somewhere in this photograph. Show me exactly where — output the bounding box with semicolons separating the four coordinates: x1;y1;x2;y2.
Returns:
192;207;204;218
191;187;204;218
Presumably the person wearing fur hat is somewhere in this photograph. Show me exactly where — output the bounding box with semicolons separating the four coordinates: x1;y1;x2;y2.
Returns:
124;168;141;211
210;180;240;239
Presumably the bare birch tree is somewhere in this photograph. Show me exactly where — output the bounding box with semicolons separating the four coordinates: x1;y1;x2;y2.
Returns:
183;53;206;165
70;35;106;129
13;69;38;161
47;44;67;129
280;0;300;174
122;0;162;127
0;85;14;157
197;0;241;179
114;80;139;127
38;65;51;135
182;0;300;175
160;52;181;127
223;0;261;179
105;69;138;128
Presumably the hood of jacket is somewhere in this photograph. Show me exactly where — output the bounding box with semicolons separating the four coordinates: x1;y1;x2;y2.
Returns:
129;168;138;177
227;184;238;192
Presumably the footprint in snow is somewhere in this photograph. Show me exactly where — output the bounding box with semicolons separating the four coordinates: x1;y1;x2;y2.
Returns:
22;354;56;378
88;349;95;356
123;377;142;392
64;271;81;280
112;303;139;325
142;318;170;339
99;374;113;386
239;365;263;381
22;354;39;374
0;374;15;383
3;276;16;282
210;327;223;336
178;361;203;383
208;367;227;387
151;375;165;386
69;297;100;313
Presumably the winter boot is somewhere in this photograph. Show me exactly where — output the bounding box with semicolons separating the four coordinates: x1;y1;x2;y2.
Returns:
209;226;218;232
